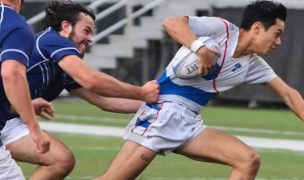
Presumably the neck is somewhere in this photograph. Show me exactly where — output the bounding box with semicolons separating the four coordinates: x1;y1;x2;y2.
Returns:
59;30;69;38
0;0;20;12
233;29;255;58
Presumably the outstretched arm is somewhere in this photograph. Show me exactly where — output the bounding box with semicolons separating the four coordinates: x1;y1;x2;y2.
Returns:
70;88;143;113
59;55;159;103
265;77;304;121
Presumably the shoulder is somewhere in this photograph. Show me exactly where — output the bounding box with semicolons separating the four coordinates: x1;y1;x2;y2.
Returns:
247;54;273;69
3;13;34;38
37;28;76;48
215;17;239;34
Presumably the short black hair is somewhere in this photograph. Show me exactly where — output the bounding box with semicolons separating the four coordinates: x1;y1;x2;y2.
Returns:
42;0;96;31
240;0;287;31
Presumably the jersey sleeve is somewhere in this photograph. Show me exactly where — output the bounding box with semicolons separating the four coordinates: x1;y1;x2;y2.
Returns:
187;16;237;37
0;27;35;67
65;75;82;91
244;55;277;84
39;34;82;63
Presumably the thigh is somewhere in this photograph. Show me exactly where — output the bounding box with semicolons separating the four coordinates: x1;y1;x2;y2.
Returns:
176;127;256;166
6;131;73;166
103;140;158;180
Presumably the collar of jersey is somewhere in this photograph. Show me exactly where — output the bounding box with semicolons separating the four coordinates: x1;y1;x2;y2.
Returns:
1;3;15;11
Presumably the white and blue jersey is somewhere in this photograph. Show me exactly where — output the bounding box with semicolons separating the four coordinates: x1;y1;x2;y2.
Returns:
7;27;82;119
157;16;277;114
0;3;35;138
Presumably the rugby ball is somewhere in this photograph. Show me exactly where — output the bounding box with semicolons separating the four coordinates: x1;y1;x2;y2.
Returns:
172;36;219;79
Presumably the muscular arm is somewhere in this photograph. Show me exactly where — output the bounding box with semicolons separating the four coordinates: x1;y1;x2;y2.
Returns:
265;77;304;121
70;88;143;113
58;55;158;103
2;61;39;129
162;16;196;49
162;16;221;75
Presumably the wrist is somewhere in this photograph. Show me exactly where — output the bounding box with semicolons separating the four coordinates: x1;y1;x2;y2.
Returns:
138;87;146;101
27;122;40;132
190;39;205;54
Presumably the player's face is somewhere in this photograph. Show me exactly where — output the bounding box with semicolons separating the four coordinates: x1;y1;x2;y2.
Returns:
253;18;285;55
68;13;95;56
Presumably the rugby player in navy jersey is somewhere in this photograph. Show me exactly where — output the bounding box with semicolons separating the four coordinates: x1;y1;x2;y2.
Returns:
0;0;50;179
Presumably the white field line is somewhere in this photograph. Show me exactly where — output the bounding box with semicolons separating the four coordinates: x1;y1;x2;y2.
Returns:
55;114;128;123
70;147;121;151
68;146;304;156
145;179;304;180
54;114;304;137
39;122;304;152
56;176;304;180
68;146;304;155
144;178;304;180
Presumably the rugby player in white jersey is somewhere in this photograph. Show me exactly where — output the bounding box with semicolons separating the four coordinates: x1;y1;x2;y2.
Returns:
0;0;159;179
92;1;304;180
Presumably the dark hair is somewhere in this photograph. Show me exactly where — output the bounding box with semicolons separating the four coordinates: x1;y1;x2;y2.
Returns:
42;0;96;31
240;0;287;31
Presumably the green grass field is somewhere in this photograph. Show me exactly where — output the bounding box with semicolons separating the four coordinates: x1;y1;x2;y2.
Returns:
18;101;304;180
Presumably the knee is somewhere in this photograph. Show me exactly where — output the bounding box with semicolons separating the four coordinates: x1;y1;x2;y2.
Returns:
58;150;76;172
232;150;260;172
246;151;260;168
54;149;75;174
235;150;260;171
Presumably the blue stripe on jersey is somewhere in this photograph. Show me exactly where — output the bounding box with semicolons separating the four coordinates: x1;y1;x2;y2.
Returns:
135;119;151;128
158;70;217;106
202;63;220;80
146;103;161;111
158;70;168;82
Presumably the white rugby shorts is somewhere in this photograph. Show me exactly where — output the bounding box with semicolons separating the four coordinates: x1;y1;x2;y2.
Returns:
124;102;207;156
2;118;29;146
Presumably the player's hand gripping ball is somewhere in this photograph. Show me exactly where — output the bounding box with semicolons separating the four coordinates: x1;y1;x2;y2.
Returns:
172;36;219;79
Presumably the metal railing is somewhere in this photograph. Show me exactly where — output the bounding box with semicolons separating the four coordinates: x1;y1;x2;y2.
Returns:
26;0;166;44
92;0;166;43
27;0;113;26
95;0;126;21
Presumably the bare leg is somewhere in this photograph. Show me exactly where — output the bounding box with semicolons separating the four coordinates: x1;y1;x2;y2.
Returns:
6;132;75;180
93;140;158;180
176;127;260;180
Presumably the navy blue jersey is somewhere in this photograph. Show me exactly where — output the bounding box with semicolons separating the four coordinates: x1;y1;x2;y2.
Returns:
0;3;35;138
27;27;82;102
7;27;83;121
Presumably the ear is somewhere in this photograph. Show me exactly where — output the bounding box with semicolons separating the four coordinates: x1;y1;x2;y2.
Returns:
252;22;263;35
61;20;72;34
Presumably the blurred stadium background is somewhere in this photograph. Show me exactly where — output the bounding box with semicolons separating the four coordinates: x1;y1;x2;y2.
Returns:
19;0;304;179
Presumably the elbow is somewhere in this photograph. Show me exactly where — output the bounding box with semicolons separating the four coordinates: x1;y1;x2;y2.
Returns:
162;17;175;31
1;68;24;83
283;89;293;107
99;103;115;112
99;106;112;112
162;16;187;31
78;72;99;91
82;78;97;91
